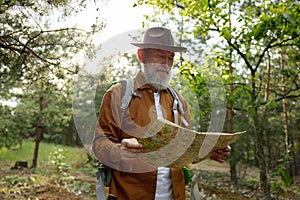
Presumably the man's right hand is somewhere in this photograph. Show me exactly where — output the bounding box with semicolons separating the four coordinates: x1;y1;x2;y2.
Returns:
120;138;143;153
110;138;155;172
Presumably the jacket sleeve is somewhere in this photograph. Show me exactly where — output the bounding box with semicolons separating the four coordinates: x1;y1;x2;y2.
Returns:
92;84;122;167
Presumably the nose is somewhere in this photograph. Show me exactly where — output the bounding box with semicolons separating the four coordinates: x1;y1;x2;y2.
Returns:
162;57;172;68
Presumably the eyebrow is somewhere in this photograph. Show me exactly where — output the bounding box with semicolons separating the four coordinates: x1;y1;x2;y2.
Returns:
154;49;175;57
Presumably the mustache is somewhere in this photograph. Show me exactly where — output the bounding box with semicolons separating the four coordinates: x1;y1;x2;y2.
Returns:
145;63;170;70
157;65;171;73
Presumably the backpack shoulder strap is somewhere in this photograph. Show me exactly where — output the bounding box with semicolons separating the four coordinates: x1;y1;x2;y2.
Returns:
120;78;134;124
168;87;189;127
118;79;188;127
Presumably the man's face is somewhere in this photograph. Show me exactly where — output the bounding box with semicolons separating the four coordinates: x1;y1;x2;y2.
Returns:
141;49;175;90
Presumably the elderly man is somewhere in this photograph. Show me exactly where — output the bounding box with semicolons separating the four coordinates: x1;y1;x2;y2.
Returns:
92;27;231;200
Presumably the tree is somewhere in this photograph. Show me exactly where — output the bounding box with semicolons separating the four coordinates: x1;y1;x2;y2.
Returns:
0;0;104;167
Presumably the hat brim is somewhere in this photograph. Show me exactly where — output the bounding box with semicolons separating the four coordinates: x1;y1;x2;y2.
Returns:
131;42;186;52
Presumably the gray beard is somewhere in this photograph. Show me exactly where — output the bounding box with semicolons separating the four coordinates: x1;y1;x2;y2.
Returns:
142;64;172;90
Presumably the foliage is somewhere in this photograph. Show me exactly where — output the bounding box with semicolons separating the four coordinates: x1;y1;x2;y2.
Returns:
65;180;93;197
48;147;71;172
271;166;293;195
1;175;30;186
0;105;21;149
176;59;221;131
0;0;104;148
1;0;97;94
1;84;78;148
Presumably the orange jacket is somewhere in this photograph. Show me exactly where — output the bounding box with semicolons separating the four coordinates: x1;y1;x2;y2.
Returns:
93;71;191;200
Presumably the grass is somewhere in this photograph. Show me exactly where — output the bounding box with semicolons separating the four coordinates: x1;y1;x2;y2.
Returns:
0;140;89;170
0;140;98;199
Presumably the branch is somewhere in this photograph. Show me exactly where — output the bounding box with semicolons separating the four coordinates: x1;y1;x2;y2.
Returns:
211;21;255;75
174;1;185;10
25;46;59;66
271;83;300;99
0;43;25;54
254;35;299;74
22;30;44;53
253;37;277;73
224;82;248;87
1;27;87;67
274;94;300;102
226;39;254;75
269;35;300;49
0;41;58;66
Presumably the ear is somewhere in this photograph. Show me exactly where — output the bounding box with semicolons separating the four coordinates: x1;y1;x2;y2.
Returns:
137;49;145;63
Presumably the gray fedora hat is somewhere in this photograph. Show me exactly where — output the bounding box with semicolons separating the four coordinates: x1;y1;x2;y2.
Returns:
131;27;186;52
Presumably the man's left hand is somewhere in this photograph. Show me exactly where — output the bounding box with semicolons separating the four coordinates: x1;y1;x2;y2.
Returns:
210;146;231;163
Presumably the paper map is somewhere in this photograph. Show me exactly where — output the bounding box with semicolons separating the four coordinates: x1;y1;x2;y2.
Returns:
138;119;245;168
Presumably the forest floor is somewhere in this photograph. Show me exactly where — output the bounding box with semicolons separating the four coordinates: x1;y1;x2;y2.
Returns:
187;160;300;200
1;159;300;200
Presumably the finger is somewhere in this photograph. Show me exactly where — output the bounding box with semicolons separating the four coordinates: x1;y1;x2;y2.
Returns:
216;146;231;155
120;143;143;154
122;138;143;149
211;155;224;163
210;151;226;163
216;150;230;157
223;145;231;152
122;146;143;153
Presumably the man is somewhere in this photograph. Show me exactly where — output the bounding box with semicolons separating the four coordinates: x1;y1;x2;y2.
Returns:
92;27;231;200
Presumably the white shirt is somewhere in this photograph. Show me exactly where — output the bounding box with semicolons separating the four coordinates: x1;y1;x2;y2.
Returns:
154;92;174;200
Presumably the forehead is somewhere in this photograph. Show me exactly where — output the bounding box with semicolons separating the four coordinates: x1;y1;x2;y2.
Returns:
145;48;175;56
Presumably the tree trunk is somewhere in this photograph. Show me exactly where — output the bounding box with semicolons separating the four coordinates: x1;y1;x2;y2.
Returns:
295;137;300;176
227;2;238;184
280;52;297;181
280;52;289;156
257;50;271;199
229;147;238;183
228;55;237;183
263;50;271;169
254;115;271;199
229;80;237;183
32;82;44;168
251;71;271;199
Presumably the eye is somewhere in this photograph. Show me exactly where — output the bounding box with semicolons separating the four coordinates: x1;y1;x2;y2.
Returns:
156;54;164;59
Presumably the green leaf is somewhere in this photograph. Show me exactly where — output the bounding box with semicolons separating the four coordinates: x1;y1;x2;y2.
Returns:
248;106;256;117
266;100;278;109
281;170;293;187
